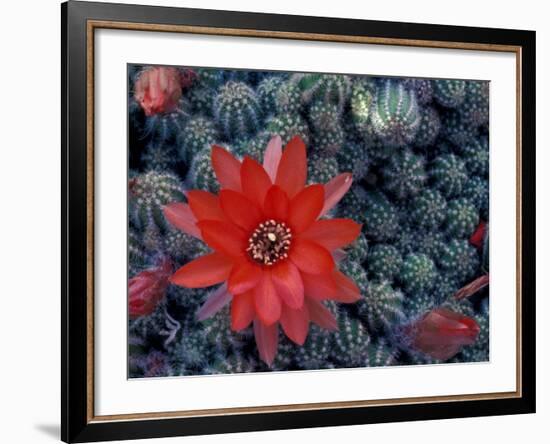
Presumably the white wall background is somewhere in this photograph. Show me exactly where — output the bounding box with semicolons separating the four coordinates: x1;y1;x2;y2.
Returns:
0;0;546;443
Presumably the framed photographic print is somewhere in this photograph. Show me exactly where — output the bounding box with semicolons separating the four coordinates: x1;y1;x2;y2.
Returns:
61;1;536;442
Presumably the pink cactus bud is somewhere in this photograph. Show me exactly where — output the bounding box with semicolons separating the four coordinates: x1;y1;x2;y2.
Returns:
134;67;182;117
129;258;172;319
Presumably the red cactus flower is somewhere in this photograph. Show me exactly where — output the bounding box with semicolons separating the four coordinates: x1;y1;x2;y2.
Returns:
404;307;480;360
164;136;362;365
134;66;183;117
129;258;172;319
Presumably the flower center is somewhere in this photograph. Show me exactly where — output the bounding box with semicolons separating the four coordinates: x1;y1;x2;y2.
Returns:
247;220;292;266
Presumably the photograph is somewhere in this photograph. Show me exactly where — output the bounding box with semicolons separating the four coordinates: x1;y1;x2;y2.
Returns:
127;65;490;378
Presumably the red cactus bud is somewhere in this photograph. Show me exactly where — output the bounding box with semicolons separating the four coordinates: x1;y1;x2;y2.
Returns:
134;67;182;117
469;220;487;249
405;307;480;360
129;258;172;319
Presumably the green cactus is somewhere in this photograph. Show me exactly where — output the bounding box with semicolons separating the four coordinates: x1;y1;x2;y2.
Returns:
442;110;478;147
344;232;369;264
371;80;421;147
430;153;468;198
413;106;441;147
214;81;262;139
412;230;446;259
337;140;370;181
265;112;310;145
339;259;368;296
291;72;352;111
295;325;332;370
129;171;185;231
363;191;400;241
336;185;369;224
433;79;466;108
234;131;271;163
399;253;438;294
331;309;371;367
458;81;489;127
360;280;405;331
403;78;434;105
460;136;489;178
367;244;403;282
256;76;285;115
350;79;376;132
462;176;489;221
128;227;148;276
409;188;447;229
364;341;398;367
445;198;479;238
142;142;178;171
382;148;427;200
178;116;219;163
438;239;480;282
275;80;302;114
307;152;340;185
188;143;233;193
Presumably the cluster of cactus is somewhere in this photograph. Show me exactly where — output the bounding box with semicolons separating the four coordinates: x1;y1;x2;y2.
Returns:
128;64;490;377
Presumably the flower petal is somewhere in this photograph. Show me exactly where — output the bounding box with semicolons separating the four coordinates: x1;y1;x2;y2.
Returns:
187;190;226;222
253;271;282;326
163;202;202;239
211;145;242;192
287;185;325;233
332;249;347;263
289;239;335;275
219;189;262;231
275;136;307;198
253;319;279;366
170;252;232;288
271;261;304;309
333;269;362;303
321;173;353;217
197;220;246;258
241;157;272;208
196;284;232;321
263;135;283;182
280;304;309;345
301;270;338;301
305;299;338;331
301;219;362;251
263;185;289;221
231;290;255;331
228;260;263;295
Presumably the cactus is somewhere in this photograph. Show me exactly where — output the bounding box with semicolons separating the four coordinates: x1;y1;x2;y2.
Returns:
430;153;468;198
412;230;446;259
458;81;489;127
275;80;302;114
482;225;489;273
382;148;427;200
458;306;489;362
363;191;400;241
445;198;479;238
404;292;437;319
350;80;376;132
403;78;434;105
234;131;271;163
142;142;178;172
433;79;466;108
414;106;441;147
367;244;403;282
307;152;340;185
364;341;398;367
129;171;185;231
178;116;219;163
331;309;371;367
336;185;368;224
291;73;352;111
344;232;369;264
460;136;489;178
360;280;405;331
409;189;447;229
430;273;461;303
399;253;437;294
187;143;234;193
339;259;369;296
393;222;416;256
442;110;478;147
214;81;262;139
371;80;421;147
265;112;310;145
163;228;202;263
462;176;489;221
295;325;332;370
167;327;213;373
309;102;345;155
256;75;285;114
438;239;480;282
337;140;370;181
128;227;148;276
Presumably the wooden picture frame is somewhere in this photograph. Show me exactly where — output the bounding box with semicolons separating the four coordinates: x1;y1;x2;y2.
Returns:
62;1;536;442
